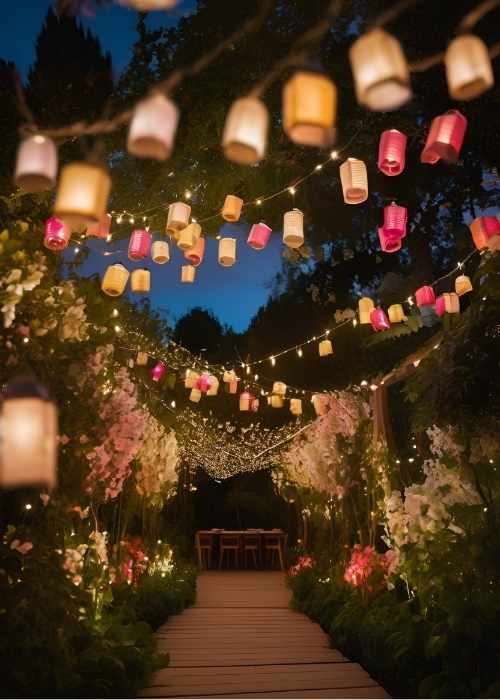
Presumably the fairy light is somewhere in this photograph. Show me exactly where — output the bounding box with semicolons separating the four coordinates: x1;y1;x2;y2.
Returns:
185;190;192;200
22;337;29;344
129;217;135;224
270;356;276;366
246;365;250;374
288;186;296;195
297;348;303;357
315;164;323;171
74;246;80;254
256;198;262;205
370;384;378;391
171;400;176;408
112;309;119;317
116;215;122;224
254;374;259;381
330;150;338;159
114;325;121;333
25;503;32;511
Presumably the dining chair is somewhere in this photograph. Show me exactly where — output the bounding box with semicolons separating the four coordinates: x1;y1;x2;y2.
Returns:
242;533;260;569
263;532;286;571
195;532;213;569
218;533;241;569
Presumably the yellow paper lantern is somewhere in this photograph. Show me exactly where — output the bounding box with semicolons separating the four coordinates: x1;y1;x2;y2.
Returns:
189;388;202;403
388;304;407;323
319;339;333;357
270;395;284;408
349;28;412;111
206;375;219;396
136;352;149;366
283;209;304;249
166;202;191;236
283;69;337;147
14;134;58;193
239;392;251;411
340;158;368;204
178;223;201;251
130;268;150;293
101;264;129;297
185;369;200;389
222;195;244;222
218;238;236;267
151;240;170;264
290;398;302;415
54;162;111;226
181;265;196;283
455;274;473;296
127;93;179;160
272;381;287;396
358;297;374;324
222;96;269;165
445;34;494;101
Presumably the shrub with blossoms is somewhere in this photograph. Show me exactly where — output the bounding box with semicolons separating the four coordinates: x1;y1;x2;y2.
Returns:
288;555;315;577
135;416;179;502
343;544;399;593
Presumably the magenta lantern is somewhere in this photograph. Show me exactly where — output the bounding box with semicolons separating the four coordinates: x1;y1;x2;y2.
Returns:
378;227;402;253
185;237;205;266
247;222;272;250
128;229;152;261
370;308;391;331
150;361;166;382
44;217;70;251
378;129;406;176
379;202;407;252
196;373;212;393
87;213;112;239
435;295;446;317
415;285;436;307
421;110;467;165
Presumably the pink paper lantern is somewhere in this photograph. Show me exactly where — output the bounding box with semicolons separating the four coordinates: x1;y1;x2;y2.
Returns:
228;379;238;394
378;227;402;253
247;222;272;250
434;295;446;317
420;110;467;165
378;202;407;252
370;308;391;331
378;129;406;176
185;237;205;266
150;361;166;382
196;373;212;393
128;229;152;261
43;217;70;251
415;285;436;307
86;213;112;239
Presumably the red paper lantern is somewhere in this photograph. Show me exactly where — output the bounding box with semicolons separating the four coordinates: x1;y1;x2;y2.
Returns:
378;129;406;176
150;362;166;382
415;285;436;307
128;230;152;261
370;308;391;331
247;222;272;250
44;217;70;251
421;110;467;165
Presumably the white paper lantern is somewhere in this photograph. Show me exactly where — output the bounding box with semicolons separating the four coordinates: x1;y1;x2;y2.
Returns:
14;135;58;193
101;264;129;297
445;34;494;101
127;93;179;160
272;381;287;396
218;238;236;267
151;240;170;264
178;223;201;251
181;265;196;283
340;158;368;204
358;297;375;324
283;209;304;248
290;398;302;415
222;97;269;165
166;202;191;236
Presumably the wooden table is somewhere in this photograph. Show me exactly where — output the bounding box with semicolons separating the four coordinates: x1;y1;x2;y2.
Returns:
195;529;286;570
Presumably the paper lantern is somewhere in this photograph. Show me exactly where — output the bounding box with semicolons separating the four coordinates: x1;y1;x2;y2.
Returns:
282;69;337;147
189;388;202;403
0;376;58;489
283;209;304;249
420;110;467;165
185;237;205;266
415;285;436;307
228;379;239;394
44;217;70;252
185;370;200;389
166;202;191;236
196;374;212;393
86;213;112;239
388;304;406;323
219;238;236;267
379;202;407;252
270;395;284;408
101;264;129;297
455;275;473;296
136;352;148;366
206;375;219;396
470;216;500;251
290;398;302;415
128;229;152;261
435;292;460;316
378;129;406;176
319;339;333;356
358;297;374;324
311;393;329;416
127;93;179;160
222;96;269;165
223;370;237;383
151;240;170;264
54;162;111;226
379;228;402;253
150;361;166;382
250;398;259;412
181;265;196;283
247;222;272;250
340;158;368;204
272;381;287;396
178;223;201;251
222;195;243;222
349;29;411;111
131;268;150;293
370;308;391;331
239;391;252;411
445;35;494;101
14;135;58;193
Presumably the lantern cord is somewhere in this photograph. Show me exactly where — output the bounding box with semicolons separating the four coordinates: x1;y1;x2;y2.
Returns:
369;0;421;29
409;36;500;72
431;249;481;288
457;0;500;32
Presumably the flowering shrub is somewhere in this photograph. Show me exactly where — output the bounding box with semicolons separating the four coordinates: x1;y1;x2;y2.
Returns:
343;544;398;593
135;417;179;502
288;555;315;577
0;249;47;327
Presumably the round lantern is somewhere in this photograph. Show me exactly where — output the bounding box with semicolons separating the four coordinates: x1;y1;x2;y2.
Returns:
127;93;179;160
282;68;337;147
283;209;304;249
196;374;212;393
222;96;269;165
272;381;287;396
415;285;436;307
388;304;406;323
189;388;202;403
185;237;205;266
14;135;58;193
270;395;284;408
185;370;200;389
470;216;500;251
340;158;368;204
420;110;467;165
349;29;411;111
54;162;111;226
101;264;129;297
222;195;244;222
136;351;149;366
311;393;329;416
455;275;473;296
131;268;150;293
319;339;333;356
358;297;374;324
290;398;302;416
445;34;494;101
239;391;252;411
378;129;406;176
370;308;391;331
166;202;191;236
181;265;196;283
247;222;272;250
178;223;201;251
151;240;170;264
86;213;112;239
128;229;152;261
150;361;166;382
206;375;219;396
218;238;236;267
44;217;70;251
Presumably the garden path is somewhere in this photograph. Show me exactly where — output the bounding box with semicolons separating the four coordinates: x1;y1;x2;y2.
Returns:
140;571;389;699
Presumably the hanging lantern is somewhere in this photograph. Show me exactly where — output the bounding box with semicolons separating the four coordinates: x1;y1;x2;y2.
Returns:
349;29;411;111
358;297;375;324
388;304;406;323
378;129;406;176
151;240;170;264
101;264;129;297
455;275;473;296
228;379;239;394
185;237;205;266
136;352;149;366
206;375;219;396
415;285;436;307
218;238;236;267
379;228;402;253
0;376;58;489
370;308;391;331
311;393;329;416
435;292;460;316
128;229;152;260
247;222;272;250
131;268;150;293
445;35;494;101
470;216;500;251
189;388;202;403
166;202;191;236
86;213;112;239
223;370;237;383
222;96;269;165
54;162;111;226
222;195;244;222
319;339;333;357
379;202;407;253
181;265;196;283
14;135;58;193
196;374;212;393
150;361;166;382
283;208;304;249
44;217;70;252
127;93;179;160
270;395;284;408
250;398;259;412
340;158;368;204
420;110;467;165
272;381;287;396
290;398;302;416
239;391;252;411
185;370;200;389
282;68;337;147
178;223;201;251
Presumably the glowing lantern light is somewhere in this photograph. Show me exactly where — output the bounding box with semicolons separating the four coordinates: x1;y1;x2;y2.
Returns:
166;202;191;237
189;388;202;403
435;292;460;316
218;238;236;267
44;217;70;251
222;195;244;222
223;370;237;383
178;223;201;251
54;162;111;226
151;240;170;264
101;264;129;297
270;395;284;408
272;381;287;396
470;216;500;251
136;352;148;366
290;398;302;415
340;158;368;204
379;202;407;253
415;285;436;307
445;35;494;101
388;304;406;323
379;228;402;253
319;339;333;356
196;374;212;393
130;268;150;293
311;393;329;416
250;398;259;412
206;375;219;396
222;96;269;165
14;135;58;193
247;222;272;250
455;275;473;296
378;129;406;176
239;391;252;411
420;110;467;165
283;209;304;248
349;29;411;111
150;361;166;382
228;379;239;394
181;265;196;283
86;213;112;239
185;370;200;389
370;308;391;331
358;297;375;324
127;93;179;160
185;237;205;266
128;229;152;260
282;68;337;147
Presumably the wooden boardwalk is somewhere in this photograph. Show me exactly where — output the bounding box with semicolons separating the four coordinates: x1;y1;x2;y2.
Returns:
140;571;389;699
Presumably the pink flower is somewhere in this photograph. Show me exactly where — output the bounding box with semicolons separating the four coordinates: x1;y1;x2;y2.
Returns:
10;539;33;554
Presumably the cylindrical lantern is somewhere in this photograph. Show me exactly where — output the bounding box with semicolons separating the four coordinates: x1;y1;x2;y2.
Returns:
181;265;196;283
86;213;112;239
370;308;391;331
379;202;407;252
152;240;170;264
379;227;402;253
44;217;70;251
136;351;148;366
270;395;284;408
378;129;406;176
470;216;500;251
185;370;200;389
228;379;239;394
435;292;460;316
319;339;333;356
358;297;374;324
420;110;467;165
415;285;436;307
54;162;111;226
14;135;58;193
250;398;259;412
239;391;252;411
206;375;219;396
177;223;201;251
349;29;411;111
455;275;473;296
290;398;302;416
150;361;166;382
283;209;304;249
282;69;337;147
340;158;368;204
222;195;244;222
189;388;202;403
127;93;179;160
247;222;272;250
273;381;287;396
128;229;152;261
445;34;494;101
101;264;129;297
222;96;269;165
185;237;205;266
166;202;191;236
196;373;212;393
218;238;236;267
311;393;329;416
223;370;237;383
131;268;150;293
388;304;406;323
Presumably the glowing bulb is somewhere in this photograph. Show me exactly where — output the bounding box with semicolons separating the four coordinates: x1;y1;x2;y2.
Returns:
25;503;32;510
157;539;162;544
330;150;338;160
114;325;121;333
270;356;275;366
129;217;135;224
185;190;192;200
297;348;303;357
192;217;197;223
325;329;330;336
106;234;112;242
254;374;259;381
171;400;176;408
360;380;368;387
246;366;250;374
407;296;414;306
143;216;147;222
112;309;119;317
352;318;358;327
74;246;80;254
315;164;323;171
256;198;262;205
116;216;122;224
408;457;414;463
370;384;378;391
22;337;29;344
288;186;296;195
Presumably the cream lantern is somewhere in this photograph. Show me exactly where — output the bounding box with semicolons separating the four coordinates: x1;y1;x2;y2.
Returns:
290;398;302;416
166;202;191;236
319;339;333;356
181;265;196;283
239;391;252;411
136;352;149;366
445;35;494;101
283;209;304;249
151;240;170;264
218;238;236;267
14;135;58;193
340;158;368;204
311;393;329;416
206;375;219;396
358;297;374;324
282;69;337;147
131;268;150;293
101;264;129;297
222;195;244;222
185;369;200;389
388;304;406;323
189;388;202;403
178;223;201;251
54;162;111;226
127;93;179;160
455;275;473;296
270;395;284;408
272;381;287;396
222;96;269;165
